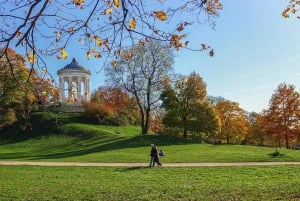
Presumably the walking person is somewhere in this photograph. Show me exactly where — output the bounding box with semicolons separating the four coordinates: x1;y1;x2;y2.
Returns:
149;144;155;167
149;144;161;167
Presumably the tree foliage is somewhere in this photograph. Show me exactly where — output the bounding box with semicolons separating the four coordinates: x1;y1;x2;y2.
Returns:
0;48;56;129
282;0;300;19
214;100;248;144
161;72;220;139
0;0;222;74
262;83;300;149
106;40;174;134
85;86;139;125
245;112;264;146
0;0;223;130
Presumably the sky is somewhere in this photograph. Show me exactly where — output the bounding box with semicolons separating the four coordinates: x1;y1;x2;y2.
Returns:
42;0;300;113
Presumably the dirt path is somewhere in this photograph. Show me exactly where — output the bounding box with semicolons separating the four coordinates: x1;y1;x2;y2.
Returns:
1;161;300;167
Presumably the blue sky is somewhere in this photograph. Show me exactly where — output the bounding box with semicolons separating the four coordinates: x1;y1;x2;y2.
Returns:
44;0;300;113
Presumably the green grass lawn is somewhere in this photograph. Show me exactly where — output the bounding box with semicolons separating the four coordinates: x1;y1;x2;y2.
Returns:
1;112;300;162
1;112;300;200
1;165;300;201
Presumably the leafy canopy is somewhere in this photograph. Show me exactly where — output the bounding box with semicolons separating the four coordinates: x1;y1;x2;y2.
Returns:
0;0;222;73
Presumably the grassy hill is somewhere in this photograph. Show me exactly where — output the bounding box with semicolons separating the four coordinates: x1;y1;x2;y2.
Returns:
1;112;300;162
1;112;300;200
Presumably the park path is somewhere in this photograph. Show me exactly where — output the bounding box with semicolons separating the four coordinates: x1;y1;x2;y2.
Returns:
1;161;300;167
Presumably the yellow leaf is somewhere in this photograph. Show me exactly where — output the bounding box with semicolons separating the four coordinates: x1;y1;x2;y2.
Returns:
94;52;102;58
16;31;22;38
125;54;134;60
170;34;186;50
290;7;297;14
282;8;290;18
72;0;84;6
111;60;118;67
27;51;36;64
104;8;112;15
114;0;120;8
86;51;91;60
95;36;102;47
153;11;168;21
128;17;136;30
60;49;68;59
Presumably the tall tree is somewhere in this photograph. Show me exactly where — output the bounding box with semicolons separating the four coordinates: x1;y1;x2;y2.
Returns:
161;72;220;139
263;83;300;149
215;100;248;144
0;48;55;129
106;40;174;134
0;0;222;126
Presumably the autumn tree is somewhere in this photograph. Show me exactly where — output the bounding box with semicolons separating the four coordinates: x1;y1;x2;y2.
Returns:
161;72;220;139
0;49;28;127
0;48;55;129
214;100;248;144
86;86;139;125
106;40;174;134
0;0;223;129
263;83;300;149
245;112;265;146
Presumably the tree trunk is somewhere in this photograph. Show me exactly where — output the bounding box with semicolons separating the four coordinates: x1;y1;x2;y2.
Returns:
183;128;188;139
140;109;150;135
144;109;150;135
285;132;289;149
260;134;264;146
182;116;188;139
139;110;146;135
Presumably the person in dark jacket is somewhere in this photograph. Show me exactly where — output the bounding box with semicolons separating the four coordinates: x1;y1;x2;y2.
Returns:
149;144;161;167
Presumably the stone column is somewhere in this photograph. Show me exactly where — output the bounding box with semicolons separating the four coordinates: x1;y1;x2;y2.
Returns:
78;77;82;102
59;78;63;102
68;77;72;101
85;78;90;101
87;78;90;101
63;77;67;102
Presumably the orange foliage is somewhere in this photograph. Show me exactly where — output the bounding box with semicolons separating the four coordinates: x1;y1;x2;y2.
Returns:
282;1;300;19
91;86;132;113
263;83;300;148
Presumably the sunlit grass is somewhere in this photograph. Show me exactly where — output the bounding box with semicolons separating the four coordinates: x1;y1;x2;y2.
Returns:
1;165;300;200
1;112;300;200
1;112;300;162
1;134;300;162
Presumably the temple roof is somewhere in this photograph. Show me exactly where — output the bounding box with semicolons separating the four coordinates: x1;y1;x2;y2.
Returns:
57;58;91;75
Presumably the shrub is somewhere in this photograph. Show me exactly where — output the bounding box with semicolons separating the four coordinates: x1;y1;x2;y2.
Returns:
83;102;138;126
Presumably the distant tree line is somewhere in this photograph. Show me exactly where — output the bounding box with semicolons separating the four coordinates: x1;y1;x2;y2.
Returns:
2;44;300;149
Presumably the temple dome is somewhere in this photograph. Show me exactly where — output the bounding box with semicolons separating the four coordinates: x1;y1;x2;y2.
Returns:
57;58;91;75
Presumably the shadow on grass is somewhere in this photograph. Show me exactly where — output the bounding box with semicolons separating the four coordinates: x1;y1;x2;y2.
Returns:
0;112;186;160
0;112;92;143
121;166;149;171
268;151;285;158
0;133;183;160
32;135;180;160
